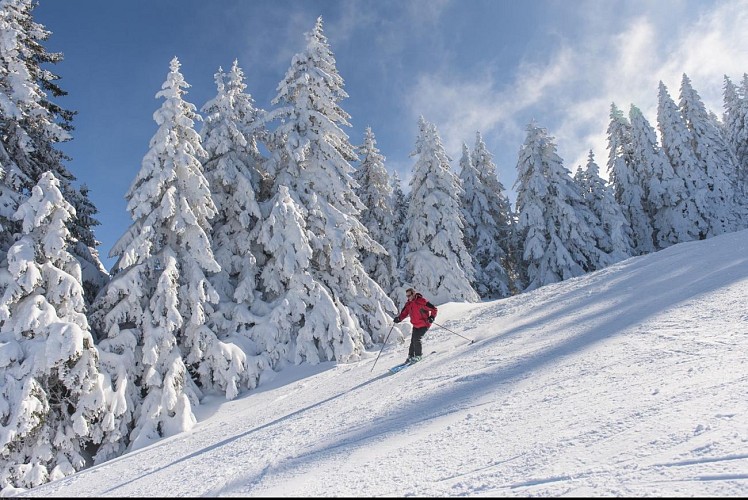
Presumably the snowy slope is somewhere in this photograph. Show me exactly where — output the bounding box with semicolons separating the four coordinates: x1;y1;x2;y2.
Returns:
21;230;748;497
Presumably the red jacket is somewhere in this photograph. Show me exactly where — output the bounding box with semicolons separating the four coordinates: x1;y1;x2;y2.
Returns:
396;293;438;328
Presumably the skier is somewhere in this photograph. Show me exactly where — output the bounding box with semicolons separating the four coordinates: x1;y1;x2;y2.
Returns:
393;287;438;364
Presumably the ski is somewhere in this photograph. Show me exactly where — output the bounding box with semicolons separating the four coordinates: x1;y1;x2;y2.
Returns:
387;351;436;375
387;361;411;375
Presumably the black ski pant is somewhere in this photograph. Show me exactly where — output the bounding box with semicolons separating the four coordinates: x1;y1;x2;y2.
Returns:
408;326;429;357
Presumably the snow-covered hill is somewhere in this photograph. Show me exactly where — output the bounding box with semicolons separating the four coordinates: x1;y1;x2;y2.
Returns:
22;230;748;497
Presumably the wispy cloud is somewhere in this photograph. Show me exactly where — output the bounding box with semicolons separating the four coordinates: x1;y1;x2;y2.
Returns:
402;0;748;184
405;0;451;27
404;45;575;151
659;0;748;105
564;0;748;172
326;2;376;44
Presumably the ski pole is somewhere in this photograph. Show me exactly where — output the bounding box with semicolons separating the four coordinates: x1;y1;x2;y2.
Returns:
431;321;475;344
370;324;395;372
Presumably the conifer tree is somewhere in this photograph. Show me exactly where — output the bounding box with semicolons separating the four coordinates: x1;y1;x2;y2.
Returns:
628;105;695;248
0;0;69;196
403;117;478;304
255;185;350;364
606;103;655;256
0;172;116;492
0;0;107;302
200;61;271;390
573;150;632;265
657;81;710;240
679;74;739;234
473;133;517;293
261;17;396;364
459;143;479;268
353;127;399;295
514;122;602;291
67;184;107;305
737;74;748;225
0;0;34;250
460;133;514;298
723;75;748;205
390;170;408;284
91;58;246;451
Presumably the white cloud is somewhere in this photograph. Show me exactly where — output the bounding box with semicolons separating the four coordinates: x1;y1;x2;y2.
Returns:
564;0;748;173
326;2;376;44
659;0;748;108
405;0;451;27
402;0;748;184
406;73;505;153
512;46;577;111
404;45;576;164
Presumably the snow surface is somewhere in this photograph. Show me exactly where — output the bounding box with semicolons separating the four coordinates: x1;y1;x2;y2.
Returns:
20;229;748;497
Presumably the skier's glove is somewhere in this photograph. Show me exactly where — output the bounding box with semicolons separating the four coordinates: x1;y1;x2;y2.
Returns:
393;317;401;324
427;316;434;323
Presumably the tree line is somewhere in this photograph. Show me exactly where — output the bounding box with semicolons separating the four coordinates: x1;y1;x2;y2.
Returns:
0;1;747;493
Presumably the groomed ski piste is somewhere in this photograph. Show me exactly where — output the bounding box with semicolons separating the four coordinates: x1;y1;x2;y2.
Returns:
23;229;748;497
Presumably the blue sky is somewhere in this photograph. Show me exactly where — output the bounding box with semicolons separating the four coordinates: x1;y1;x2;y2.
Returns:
35;0;748;270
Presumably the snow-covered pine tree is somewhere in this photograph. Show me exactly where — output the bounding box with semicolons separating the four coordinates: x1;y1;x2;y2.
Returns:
0;172;116;492
260;17;396;365
472;132;517;294
706;107;740;223
66;184;108;305
460;133;514;298
657;81;710;240
738;73;748;221
0;0;108;302
606;103;655;256
255;185;342;364
723;75;748;206
0;166;18;257
514;122;602;291
573;150;632;265
403;116;478;304
12;1;73;193
390;170;408;279
458;143;479;282
572;162;604;262
679;73;739;234
628;104;696;248
200;60;271;391
91;57;246;452
353;127;399;296
0;0;33;251
737;73;748;225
